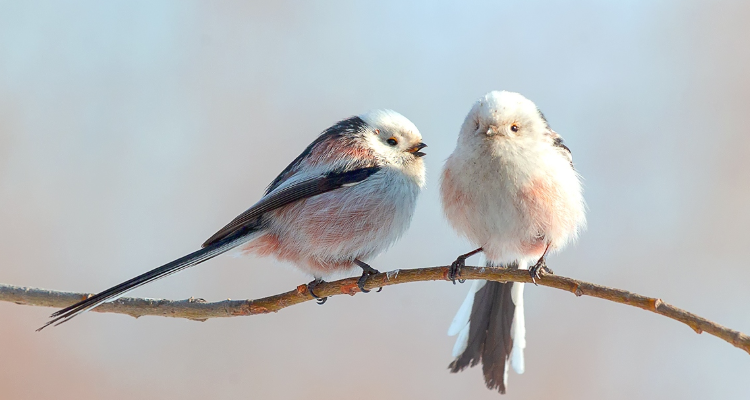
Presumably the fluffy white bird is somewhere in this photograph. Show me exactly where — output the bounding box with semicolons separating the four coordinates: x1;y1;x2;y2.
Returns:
40;110;427;330
441;91;586;393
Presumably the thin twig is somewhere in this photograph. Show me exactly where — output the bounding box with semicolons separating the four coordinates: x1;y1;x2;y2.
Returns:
2;266;748;355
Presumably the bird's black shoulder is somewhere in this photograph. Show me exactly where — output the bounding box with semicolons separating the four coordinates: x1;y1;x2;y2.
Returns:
265;116;369;195
552;135;571;155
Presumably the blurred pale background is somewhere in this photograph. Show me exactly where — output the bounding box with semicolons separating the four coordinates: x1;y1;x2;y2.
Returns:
1;1;749;399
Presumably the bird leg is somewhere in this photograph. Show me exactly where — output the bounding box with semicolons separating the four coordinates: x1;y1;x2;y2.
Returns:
448;248;484;284
354;259;382;293
529;242;553;284
306;279;327;305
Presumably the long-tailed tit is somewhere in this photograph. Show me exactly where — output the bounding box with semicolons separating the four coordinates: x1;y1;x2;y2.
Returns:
440;91;586;393
39;110;427;330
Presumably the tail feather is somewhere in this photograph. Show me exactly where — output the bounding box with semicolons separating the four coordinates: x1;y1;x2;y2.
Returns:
37;231;257;331
510;282;526;374
448;279;486;337
449;279;487;358
448;262;525;394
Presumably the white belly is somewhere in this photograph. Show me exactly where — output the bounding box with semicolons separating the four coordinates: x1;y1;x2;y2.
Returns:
441;142;585;264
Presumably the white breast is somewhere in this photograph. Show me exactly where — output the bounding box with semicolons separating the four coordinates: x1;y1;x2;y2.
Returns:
441;137;585;265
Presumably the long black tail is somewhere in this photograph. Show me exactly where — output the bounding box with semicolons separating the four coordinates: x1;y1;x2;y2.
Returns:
37;233;254;331
449;277;517;394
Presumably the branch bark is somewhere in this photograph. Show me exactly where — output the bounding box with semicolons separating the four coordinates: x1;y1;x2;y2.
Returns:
2;266;749;355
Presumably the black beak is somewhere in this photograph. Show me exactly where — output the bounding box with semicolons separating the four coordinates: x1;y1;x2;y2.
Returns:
408;142;427;157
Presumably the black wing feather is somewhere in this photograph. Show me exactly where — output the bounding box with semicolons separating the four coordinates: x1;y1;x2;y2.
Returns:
202;166;380;247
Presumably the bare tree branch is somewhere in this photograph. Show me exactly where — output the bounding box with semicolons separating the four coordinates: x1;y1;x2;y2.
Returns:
2;266;749;355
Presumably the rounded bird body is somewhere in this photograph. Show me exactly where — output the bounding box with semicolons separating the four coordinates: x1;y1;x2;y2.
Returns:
242;156;423;277
442;91;585;394
40;109;426;329
442;95;584;263
241;110;425;278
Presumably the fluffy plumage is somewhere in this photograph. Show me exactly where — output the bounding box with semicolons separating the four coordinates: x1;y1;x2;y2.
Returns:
40;109;426;330
237;110;426;277
441;91;586;393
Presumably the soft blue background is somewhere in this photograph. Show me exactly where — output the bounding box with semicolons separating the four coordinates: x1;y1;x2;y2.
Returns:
1;1;749;399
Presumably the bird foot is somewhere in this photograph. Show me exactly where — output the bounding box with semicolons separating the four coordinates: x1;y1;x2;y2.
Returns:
354;260;382;293
447;248;483;284
307;279;327;305
528;258;553;285
448;257;467;284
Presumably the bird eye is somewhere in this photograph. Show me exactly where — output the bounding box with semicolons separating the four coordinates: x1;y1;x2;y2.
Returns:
387;138;398;146
510;124;519;132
